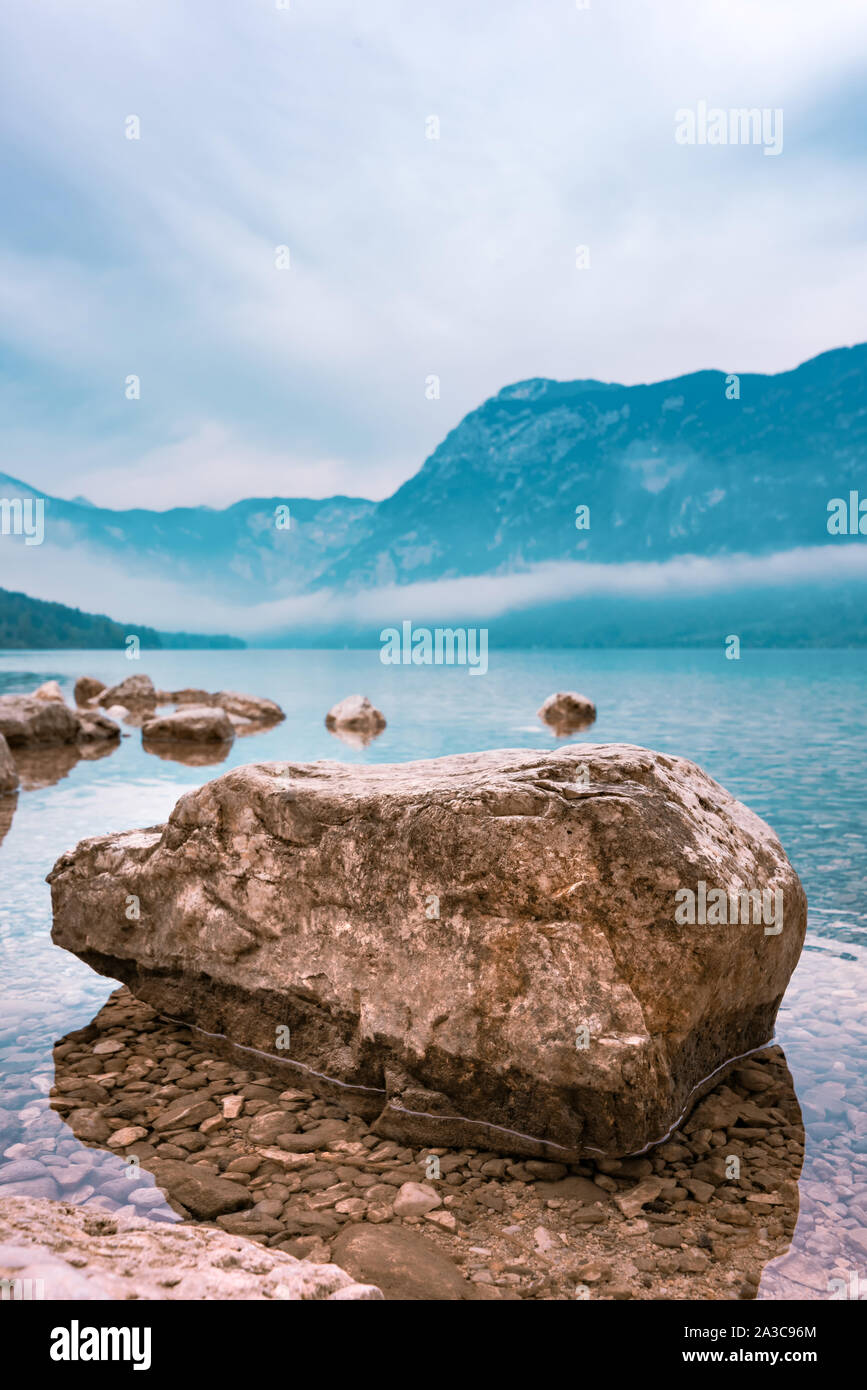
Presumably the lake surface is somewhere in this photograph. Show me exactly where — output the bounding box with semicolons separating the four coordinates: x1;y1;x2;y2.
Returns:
1;647;866;1298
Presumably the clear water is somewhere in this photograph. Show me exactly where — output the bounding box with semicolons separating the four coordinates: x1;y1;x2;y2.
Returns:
1;647;866;1297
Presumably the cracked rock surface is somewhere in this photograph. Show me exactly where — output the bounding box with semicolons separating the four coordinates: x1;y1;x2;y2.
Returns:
48;744;806;1157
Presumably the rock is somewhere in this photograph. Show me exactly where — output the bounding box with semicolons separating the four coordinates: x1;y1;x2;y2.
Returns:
331;1224;480;1300
33;680;65;703
537;691;596;734
247;1111;298;1145
325;694;386;733
76;711;120;743
141;706;235;744
48;744;807;1158
393;1182;442;1217
0;696;79;747
65;1109;113;1143
273;1120;349;1152
0;1196;382;1299
533;1175;608;1204
148;1160;254;1220
0;733;19;794
106;1126;149;1147
97;674;158;710
213;691;285;724
74;676;106;707
614;1179;664;1218
151;1096;219;1132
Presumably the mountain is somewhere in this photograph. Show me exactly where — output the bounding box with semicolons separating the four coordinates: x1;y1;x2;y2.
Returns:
0;588;244;650
1;343;865;645
313;343;867;590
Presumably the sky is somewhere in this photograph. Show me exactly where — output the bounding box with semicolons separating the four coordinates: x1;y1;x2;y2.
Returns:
1;0;865;511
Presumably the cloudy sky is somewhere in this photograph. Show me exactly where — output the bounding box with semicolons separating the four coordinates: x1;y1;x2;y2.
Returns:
1;0;865;510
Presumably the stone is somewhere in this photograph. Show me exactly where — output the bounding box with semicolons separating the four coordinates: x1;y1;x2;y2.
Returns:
106;1126;149;1147
65;1109;113;1143
614;1179;665;1218
274;1120;349;1152
141;706;235;744
325;694;386;733
74;676;106;707
76;711;120;743
48;744;807;1159
0;733;19;794
97;675;158;710
393;1182;442;1217
148;1160;254;1220
537;691;597;734
0;696;79;747
213;691;285;724
33;680;65;703
331;1224;480;1301
0;1196;382;1299
247;1110;298;1144
152;1097;218;1132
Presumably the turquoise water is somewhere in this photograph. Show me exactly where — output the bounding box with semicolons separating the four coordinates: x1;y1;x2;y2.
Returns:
1;647;866;1296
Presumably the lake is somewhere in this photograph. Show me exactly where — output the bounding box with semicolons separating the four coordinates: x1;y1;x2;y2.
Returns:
1;646;865;1298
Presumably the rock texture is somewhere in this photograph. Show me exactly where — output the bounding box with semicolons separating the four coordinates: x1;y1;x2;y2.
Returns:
141;706;235;744
538;691;597;734
0;732;19;794
48;744;807;1158
0;1197;382;1300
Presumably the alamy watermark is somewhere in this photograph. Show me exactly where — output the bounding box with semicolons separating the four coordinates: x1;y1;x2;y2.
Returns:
675;102;783;157
674;881;783;935
0;496;44;545
380;622;488;675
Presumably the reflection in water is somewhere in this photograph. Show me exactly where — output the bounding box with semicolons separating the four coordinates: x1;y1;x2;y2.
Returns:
141;738;233;767
11;741;114;791
540;712;597;737
27;987;818;1299
326;724;385;749
0;792;17;847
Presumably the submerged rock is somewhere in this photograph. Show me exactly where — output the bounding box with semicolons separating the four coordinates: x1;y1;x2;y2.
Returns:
325;694;386;735
48;744;806;1158
0;1197;382;1300
0;732;19;794
140;705;235;744
538;691;597;734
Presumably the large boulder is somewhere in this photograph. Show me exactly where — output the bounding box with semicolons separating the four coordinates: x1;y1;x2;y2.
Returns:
0;695;79;747
0;1196;382;1300
48;745;806;1158
141;705;235;744
0;732;19;794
